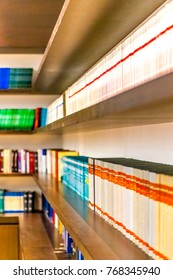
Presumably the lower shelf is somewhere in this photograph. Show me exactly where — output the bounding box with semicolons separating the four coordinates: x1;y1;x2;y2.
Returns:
33;173;152;260
0;173;152;260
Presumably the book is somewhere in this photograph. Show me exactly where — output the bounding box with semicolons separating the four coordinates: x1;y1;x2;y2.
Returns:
23;191;28;212
0;149;3;172
27;191;35;213
33;108;41;129
0;189;4;213
4;191;24;213
40;108;47;127
29;151;35;173
0;68;10;89
13;150;18;172
3;149;12;173
8;68;33;89
57;150;79;181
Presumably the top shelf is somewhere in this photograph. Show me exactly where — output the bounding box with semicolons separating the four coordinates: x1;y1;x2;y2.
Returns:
34;72;173;134
0;72;172;135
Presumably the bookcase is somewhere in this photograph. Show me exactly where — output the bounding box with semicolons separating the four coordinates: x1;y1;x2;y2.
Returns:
0;0;173;260
1;70;173;259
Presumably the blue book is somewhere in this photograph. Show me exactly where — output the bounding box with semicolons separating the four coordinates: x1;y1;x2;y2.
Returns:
77;250;84;260
62;155;89;201
40;108;47;127
0;68;10;89
42;194;49;215
48;203;54;221
65;231;73;254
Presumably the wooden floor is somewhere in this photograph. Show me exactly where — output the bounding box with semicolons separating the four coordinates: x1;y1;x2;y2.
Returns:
0;213;57;260
0;212;74;260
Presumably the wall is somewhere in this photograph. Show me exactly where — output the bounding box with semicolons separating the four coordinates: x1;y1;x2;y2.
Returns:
0;95;62;200
62;122;173;165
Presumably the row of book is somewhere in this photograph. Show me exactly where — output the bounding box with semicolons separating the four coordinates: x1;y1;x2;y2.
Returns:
37;0;173;126
0;108;35;130
42;194;84;260
88;157;173;260
37;149;79;178
46;95;64;125
28;150;173;260
0;189;35;213
0;149;38;173
62;226;84;260
0;68;33;89
63;0;173;115
62;155;89;202
0;107;48;131
0;148;83;176
33;107;47;129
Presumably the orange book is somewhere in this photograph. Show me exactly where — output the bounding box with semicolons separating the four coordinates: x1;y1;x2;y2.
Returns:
33;108;41;129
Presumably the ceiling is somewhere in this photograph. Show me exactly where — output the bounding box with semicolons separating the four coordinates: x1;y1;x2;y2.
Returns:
0;0;167;95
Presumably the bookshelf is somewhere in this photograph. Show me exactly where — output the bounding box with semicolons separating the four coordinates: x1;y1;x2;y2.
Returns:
34;71;173;134
0;172;152;259
0;0;173;260
33;173;151;260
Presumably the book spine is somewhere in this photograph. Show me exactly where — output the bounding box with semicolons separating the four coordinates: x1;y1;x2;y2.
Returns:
29;151;35;173
0;189;4;213
28;191;35;213
34;151;38;173
0;150;4;172
23;191;28;212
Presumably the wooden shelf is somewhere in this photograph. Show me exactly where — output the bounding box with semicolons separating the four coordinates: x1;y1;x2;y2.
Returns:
33;72;173;134
33;173;152;260
33;0;166;94
1;72;172;135
0;89;32;95
0;173;33;176
0;89;58;95
0;130;33;135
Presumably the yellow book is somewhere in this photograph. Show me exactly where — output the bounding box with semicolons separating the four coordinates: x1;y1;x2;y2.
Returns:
57;151;79;181
54;213;59;229
58;219;64;235
159;173;173;260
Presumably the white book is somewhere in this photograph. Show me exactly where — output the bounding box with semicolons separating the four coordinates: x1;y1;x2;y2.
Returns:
94;159;102;216
46;149;52;174
88;158;95;211
37;149;42;173
26;150;30;174
20;149;26;173
3;149;11;173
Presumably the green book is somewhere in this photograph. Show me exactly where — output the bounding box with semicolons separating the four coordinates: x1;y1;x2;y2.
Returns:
29;109;35;130
0;189;4;213
0;109;6;129
25;109;30;130
8;68;33;89
3;109;13;130
0;110;3;129
20;109;27;130
12;108;20;130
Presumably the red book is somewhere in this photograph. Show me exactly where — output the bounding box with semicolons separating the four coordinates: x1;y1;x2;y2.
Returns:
29;151;35;173
33;108;41;129
0;149;3;172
